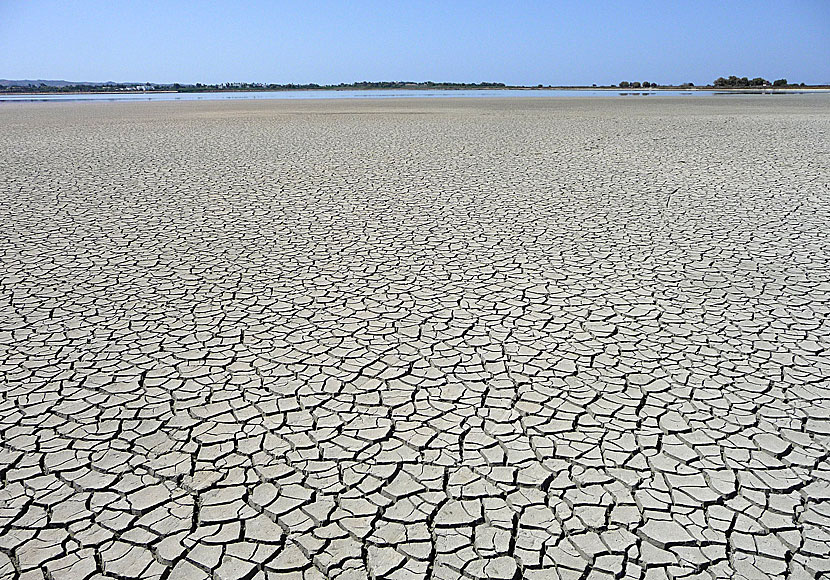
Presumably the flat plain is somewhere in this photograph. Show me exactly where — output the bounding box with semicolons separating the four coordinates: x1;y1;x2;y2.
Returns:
1;96;829;579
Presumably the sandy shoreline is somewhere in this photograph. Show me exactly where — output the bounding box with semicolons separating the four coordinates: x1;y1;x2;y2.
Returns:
1;96;829;579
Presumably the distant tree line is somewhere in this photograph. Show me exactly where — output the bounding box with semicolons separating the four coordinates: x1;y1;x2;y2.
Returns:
618;81;659;88
0;83;157;94
0;80;509;94
611;76;806;89
180;81;509;92
713;76;802;87
714;76;770;87
3;78;814;94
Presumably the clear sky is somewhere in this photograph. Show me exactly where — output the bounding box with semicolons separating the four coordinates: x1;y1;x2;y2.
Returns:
1;0;828;86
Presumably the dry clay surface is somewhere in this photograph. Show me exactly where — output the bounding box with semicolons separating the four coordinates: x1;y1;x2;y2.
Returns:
1;96;829;580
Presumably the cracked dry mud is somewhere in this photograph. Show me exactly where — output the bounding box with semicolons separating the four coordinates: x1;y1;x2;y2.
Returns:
1;96;829;580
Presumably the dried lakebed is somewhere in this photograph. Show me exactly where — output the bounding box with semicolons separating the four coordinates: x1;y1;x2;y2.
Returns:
1;97;829;579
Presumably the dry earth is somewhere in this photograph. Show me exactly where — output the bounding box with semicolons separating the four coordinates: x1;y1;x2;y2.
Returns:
1;96;830;580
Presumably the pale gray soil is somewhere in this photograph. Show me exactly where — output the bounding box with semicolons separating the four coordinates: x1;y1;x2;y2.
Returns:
1;96;829;579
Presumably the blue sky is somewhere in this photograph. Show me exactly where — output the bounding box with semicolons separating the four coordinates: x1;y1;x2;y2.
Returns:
1;0;828;85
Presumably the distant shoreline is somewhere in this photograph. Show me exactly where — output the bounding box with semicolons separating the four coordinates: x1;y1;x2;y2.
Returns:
3;86;829;96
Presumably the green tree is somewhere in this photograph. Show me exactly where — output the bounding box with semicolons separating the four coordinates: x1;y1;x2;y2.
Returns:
773;78;788;86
